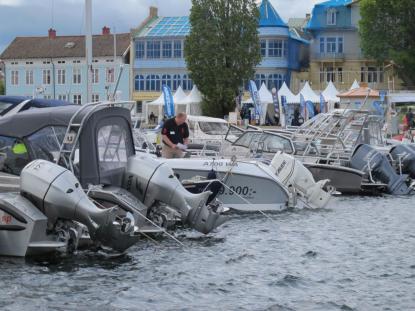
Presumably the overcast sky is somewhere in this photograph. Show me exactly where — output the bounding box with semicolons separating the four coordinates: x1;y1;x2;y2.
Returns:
0;0;321;54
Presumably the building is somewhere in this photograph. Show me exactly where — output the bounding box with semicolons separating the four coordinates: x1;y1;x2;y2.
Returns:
130;0;309;105
0;27;130;104
305;0;400;91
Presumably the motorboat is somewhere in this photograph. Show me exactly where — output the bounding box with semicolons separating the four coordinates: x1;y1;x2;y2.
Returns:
163;149;334;212
0;102;227;257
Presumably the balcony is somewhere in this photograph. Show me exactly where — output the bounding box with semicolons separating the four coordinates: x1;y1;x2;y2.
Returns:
311;52;345;62
311;52;367;62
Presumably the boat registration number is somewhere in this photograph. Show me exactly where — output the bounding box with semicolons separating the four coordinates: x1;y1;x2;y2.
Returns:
0;210;12;225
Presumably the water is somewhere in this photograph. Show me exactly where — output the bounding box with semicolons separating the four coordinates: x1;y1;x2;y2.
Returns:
1;196;414;311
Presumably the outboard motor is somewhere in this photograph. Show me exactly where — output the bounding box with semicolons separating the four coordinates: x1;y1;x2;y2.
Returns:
20;160;140;252
123;153;227;234
390;144;415;178
351;144;413;195
269;152;333;208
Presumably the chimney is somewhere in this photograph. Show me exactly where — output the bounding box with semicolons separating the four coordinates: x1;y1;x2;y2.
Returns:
149;6;158;18
102;26;111;35
48;28;56;39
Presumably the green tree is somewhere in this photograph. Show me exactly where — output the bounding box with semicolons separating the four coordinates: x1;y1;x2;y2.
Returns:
359;0;415;87
185;0;261;117
0;80;4;95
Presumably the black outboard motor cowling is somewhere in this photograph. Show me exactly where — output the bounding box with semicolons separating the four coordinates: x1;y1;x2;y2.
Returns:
390;144;415;178
351;144;413;195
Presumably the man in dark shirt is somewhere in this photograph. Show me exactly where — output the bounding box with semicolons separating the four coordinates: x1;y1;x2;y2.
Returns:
161;112;189;158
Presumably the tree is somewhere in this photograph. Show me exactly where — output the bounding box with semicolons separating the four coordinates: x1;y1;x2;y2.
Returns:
185;0;261;117
0;80;4;95
359;0;415;87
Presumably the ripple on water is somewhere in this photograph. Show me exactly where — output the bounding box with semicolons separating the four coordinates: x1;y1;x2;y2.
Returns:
1;196;415;310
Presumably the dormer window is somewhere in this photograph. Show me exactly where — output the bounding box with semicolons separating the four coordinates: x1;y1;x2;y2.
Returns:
327;8;337;25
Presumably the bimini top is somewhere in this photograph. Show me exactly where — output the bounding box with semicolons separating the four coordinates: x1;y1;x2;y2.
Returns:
0;96;72;116
259;0;288;28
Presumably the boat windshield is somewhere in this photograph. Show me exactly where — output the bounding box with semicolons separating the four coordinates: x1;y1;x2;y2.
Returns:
0;136;30;175
199;121;228;135
0;101;15;116
26;126;67;162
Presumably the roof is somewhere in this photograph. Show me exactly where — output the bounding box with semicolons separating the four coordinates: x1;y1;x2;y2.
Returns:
338;87;380;98
0;33;130;60
259;0;288;28
138;16;190;38
315;0;353;8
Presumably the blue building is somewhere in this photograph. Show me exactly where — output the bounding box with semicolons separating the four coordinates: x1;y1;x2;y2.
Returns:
0;27;131;104
130;1;308;104
305;0;395;91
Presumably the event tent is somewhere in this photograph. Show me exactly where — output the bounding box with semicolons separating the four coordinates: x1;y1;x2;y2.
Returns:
322;81;340;102
350;80;360;90
181;85;203;115
278;82;300;103
299;81;320;103
173;85;187;104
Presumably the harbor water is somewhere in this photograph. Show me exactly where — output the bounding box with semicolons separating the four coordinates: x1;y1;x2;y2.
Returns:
0;195;414;311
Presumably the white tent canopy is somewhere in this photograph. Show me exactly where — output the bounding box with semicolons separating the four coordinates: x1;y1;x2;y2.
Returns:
148;93;164;106
322;81;340;102
350;80;360;90
258;83;273;103
278;82;300;103
181;85;203;115
300;81;320;103
173;85;187;104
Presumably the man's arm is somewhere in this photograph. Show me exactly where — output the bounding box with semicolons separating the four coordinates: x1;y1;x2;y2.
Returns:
162;134;176;148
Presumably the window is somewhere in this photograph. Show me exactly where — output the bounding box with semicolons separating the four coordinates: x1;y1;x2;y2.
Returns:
162;41;172;58
73;68;81;84
92;68;99;84
326;66;335;82
327;8;337;25
58;94;67;101
161;74;172;89
268;74;284;90
73;60;81;64
361;67;366;82
255;74;266;88
97;124;129;172
173;74;181;90
326;37;337;53
368;67;377;83
135;41;145;59
25;70;33;85
42;69;51;85
92;94;99;102
338;37;343;53
145;74;160;91
268;40;284;57
57;60;66;64
260;40;267;57
173;40;182;58
26;126;67;165
43;95;52;99
57;69;66;84
0;136;30;175
106;67;115;83
146;40;161;59
337;67;343;82
320;37;325;53
135;75;145;91
11;70;19;85
73;94;82;105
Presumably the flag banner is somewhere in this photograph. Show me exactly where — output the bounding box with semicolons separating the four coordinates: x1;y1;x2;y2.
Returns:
372;101;385;116
300;94;306;119
271;88;279;116
306;101;315;119
249;80;262;121
320;93;326;113
162;85;175;118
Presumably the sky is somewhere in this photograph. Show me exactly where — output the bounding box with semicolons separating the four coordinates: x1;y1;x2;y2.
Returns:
0;0;321;54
